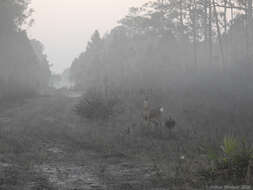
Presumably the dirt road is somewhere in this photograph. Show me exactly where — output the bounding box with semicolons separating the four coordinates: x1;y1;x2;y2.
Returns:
0;94;158;190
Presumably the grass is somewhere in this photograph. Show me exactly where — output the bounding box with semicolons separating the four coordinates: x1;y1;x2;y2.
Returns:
0;86;253;189
71;86;253;188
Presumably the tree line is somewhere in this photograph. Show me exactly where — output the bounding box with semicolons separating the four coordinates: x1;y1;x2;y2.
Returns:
0;0;51;101
70;0;253;96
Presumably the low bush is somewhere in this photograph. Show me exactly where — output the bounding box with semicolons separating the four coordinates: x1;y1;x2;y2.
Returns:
74;88;121;121
198;135;253;185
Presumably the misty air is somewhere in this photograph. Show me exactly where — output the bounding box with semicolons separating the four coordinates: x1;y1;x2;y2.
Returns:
1;0;253;189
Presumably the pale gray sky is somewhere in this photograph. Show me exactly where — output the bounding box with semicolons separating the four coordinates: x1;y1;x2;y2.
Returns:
28;0;147;73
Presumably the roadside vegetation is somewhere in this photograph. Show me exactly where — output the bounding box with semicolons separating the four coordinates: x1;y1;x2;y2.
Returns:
69;0;253;187
73;86;253;188
1;0;253;189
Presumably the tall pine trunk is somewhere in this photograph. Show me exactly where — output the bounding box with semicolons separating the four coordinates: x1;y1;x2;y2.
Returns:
193;0;197;67
180;0;183;25
224;0;228;33
213;0;225;66
245;0;252;63
230;0;234;23
248;0;252;19
208;0;213;64
204;0;208;42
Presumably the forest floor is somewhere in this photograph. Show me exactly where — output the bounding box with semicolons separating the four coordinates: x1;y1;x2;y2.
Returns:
0;93;170;190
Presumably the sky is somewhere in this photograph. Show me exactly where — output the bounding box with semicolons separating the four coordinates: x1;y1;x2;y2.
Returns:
28;0;147;74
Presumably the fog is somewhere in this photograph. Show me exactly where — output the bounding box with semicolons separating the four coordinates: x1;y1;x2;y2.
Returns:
28;0;147;73
1;0;253;189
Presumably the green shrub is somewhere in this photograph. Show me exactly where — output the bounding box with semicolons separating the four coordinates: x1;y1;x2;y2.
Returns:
198;135;253;185
74;88;121;121
221;136;240;158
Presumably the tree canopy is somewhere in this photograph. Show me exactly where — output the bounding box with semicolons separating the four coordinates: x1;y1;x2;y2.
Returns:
70;0;253;94
0;0;51;100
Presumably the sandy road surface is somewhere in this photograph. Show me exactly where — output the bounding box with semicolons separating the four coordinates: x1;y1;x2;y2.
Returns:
0;94;159;190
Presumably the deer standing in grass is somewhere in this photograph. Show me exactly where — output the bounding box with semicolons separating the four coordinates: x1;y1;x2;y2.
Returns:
143;99;164;126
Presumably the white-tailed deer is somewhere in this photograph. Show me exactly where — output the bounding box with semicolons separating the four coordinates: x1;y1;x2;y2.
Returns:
143;99;164;126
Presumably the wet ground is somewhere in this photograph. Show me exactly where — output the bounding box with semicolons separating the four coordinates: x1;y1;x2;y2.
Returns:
0;94;161;190
33;145;155;190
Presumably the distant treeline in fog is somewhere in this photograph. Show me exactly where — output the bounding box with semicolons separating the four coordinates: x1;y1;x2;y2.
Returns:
70;0;253;93
0;0;51;100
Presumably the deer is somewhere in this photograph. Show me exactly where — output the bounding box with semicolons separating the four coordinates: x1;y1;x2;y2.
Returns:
143;99;164;126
